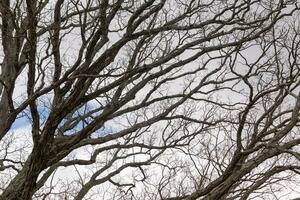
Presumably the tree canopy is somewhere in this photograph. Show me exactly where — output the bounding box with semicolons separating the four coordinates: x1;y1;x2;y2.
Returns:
0;0;300;199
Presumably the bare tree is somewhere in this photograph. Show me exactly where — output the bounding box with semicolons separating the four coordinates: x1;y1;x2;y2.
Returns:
0;0;300;199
